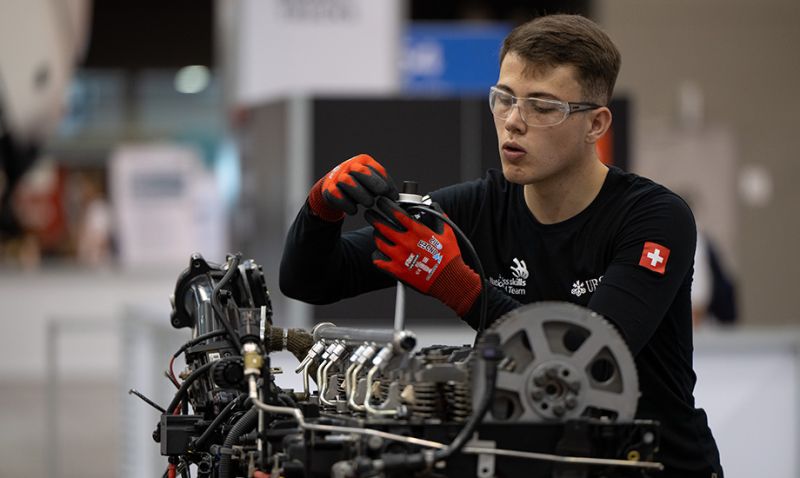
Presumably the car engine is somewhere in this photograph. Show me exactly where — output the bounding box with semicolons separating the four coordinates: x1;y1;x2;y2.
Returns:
138;252;663;478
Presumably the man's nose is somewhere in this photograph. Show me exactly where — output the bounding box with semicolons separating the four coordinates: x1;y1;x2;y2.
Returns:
504;104;526;133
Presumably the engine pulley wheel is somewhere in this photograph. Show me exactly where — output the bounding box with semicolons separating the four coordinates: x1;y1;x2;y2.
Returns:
475;302;639;422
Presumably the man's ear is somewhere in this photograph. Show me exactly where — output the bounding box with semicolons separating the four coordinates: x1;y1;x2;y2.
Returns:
586;107;612;144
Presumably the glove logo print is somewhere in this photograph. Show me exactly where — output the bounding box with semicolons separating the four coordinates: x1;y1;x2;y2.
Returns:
417;239;443;264
415;257;437;280
571;281;587;297
404;252;439;281
404;253;419;269
510;258;528;280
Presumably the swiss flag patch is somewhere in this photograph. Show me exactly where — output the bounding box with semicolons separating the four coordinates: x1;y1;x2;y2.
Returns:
638;241;670;274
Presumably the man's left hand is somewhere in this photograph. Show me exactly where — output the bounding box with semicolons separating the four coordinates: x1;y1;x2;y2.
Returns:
365;197;481;316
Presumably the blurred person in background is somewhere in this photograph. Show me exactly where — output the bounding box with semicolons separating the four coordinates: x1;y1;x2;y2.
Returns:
281;14;722;478
0;161;59;269
0;130;41;268
682;192;738;328
73;171;112;267
692;230;738;328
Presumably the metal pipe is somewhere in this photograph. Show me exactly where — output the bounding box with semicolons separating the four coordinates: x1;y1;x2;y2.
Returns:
318;360;335;406
319;343;347;406
297;340;327;397
347;345;377;412
247;394;664;471
295;341;326;374
363;346;399;417
363;364;397;416
312;324;416;352
343;345;366;396
347;362;366;412
393;282;406;331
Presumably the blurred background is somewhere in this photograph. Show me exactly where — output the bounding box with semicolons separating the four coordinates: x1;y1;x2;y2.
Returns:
0;0;797;476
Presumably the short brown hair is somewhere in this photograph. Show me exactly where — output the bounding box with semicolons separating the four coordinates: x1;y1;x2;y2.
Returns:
500;14;621;105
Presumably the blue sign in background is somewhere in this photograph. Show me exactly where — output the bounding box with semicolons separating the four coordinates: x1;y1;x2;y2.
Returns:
402;23;512;95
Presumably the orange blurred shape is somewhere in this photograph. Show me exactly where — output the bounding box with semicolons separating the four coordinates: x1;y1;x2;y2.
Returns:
597;127;614;166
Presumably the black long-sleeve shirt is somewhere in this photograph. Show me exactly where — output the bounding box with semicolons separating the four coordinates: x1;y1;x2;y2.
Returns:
280;166;722;476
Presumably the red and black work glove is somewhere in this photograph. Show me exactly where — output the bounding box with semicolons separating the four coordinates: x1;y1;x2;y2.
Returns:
365;196;481;317
308;154;399;222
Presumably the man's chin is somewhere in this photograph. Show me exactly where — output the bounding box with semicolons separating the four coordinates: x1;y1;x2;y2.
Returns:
501;165;534;185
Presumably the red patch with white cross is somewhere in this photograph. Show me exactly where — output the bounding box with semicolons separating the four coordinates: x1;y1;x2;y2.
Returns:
638;241;670;274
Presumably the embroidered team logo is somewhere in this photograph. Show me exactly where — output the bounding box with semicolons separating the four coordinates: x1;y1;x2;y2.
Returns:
489;257;528;296
639;241;670;275
570;276;603;297
510;258;528;279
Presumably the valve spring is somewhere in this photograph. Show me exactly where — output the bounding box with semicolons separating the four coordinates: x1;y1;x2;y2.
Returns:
446;381;472;422
410;382;439;419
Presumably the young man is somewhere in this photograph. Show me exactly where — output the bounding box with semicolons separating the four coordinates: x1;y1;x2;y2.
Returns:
281;14;722;477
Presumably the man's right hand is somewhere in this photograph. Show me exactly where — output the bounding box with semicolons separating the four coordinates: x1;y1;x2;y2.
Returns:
308;154;398;222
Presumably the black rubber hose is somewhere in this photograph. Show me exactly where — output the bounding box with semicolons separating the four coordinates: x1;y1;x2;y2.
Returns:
433;336;500;462
408;205;489;336
211;254;243;352
278;392;298;408
192;395;247;450
377;333;503;474
173;330;230;358
165;356;238;414
218;406;259;478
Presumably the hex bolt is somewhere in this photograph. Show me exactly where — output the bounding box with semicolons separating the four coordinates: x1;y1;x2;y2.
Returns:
565;397;578;410
553;405;566;417
531;390;544;401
